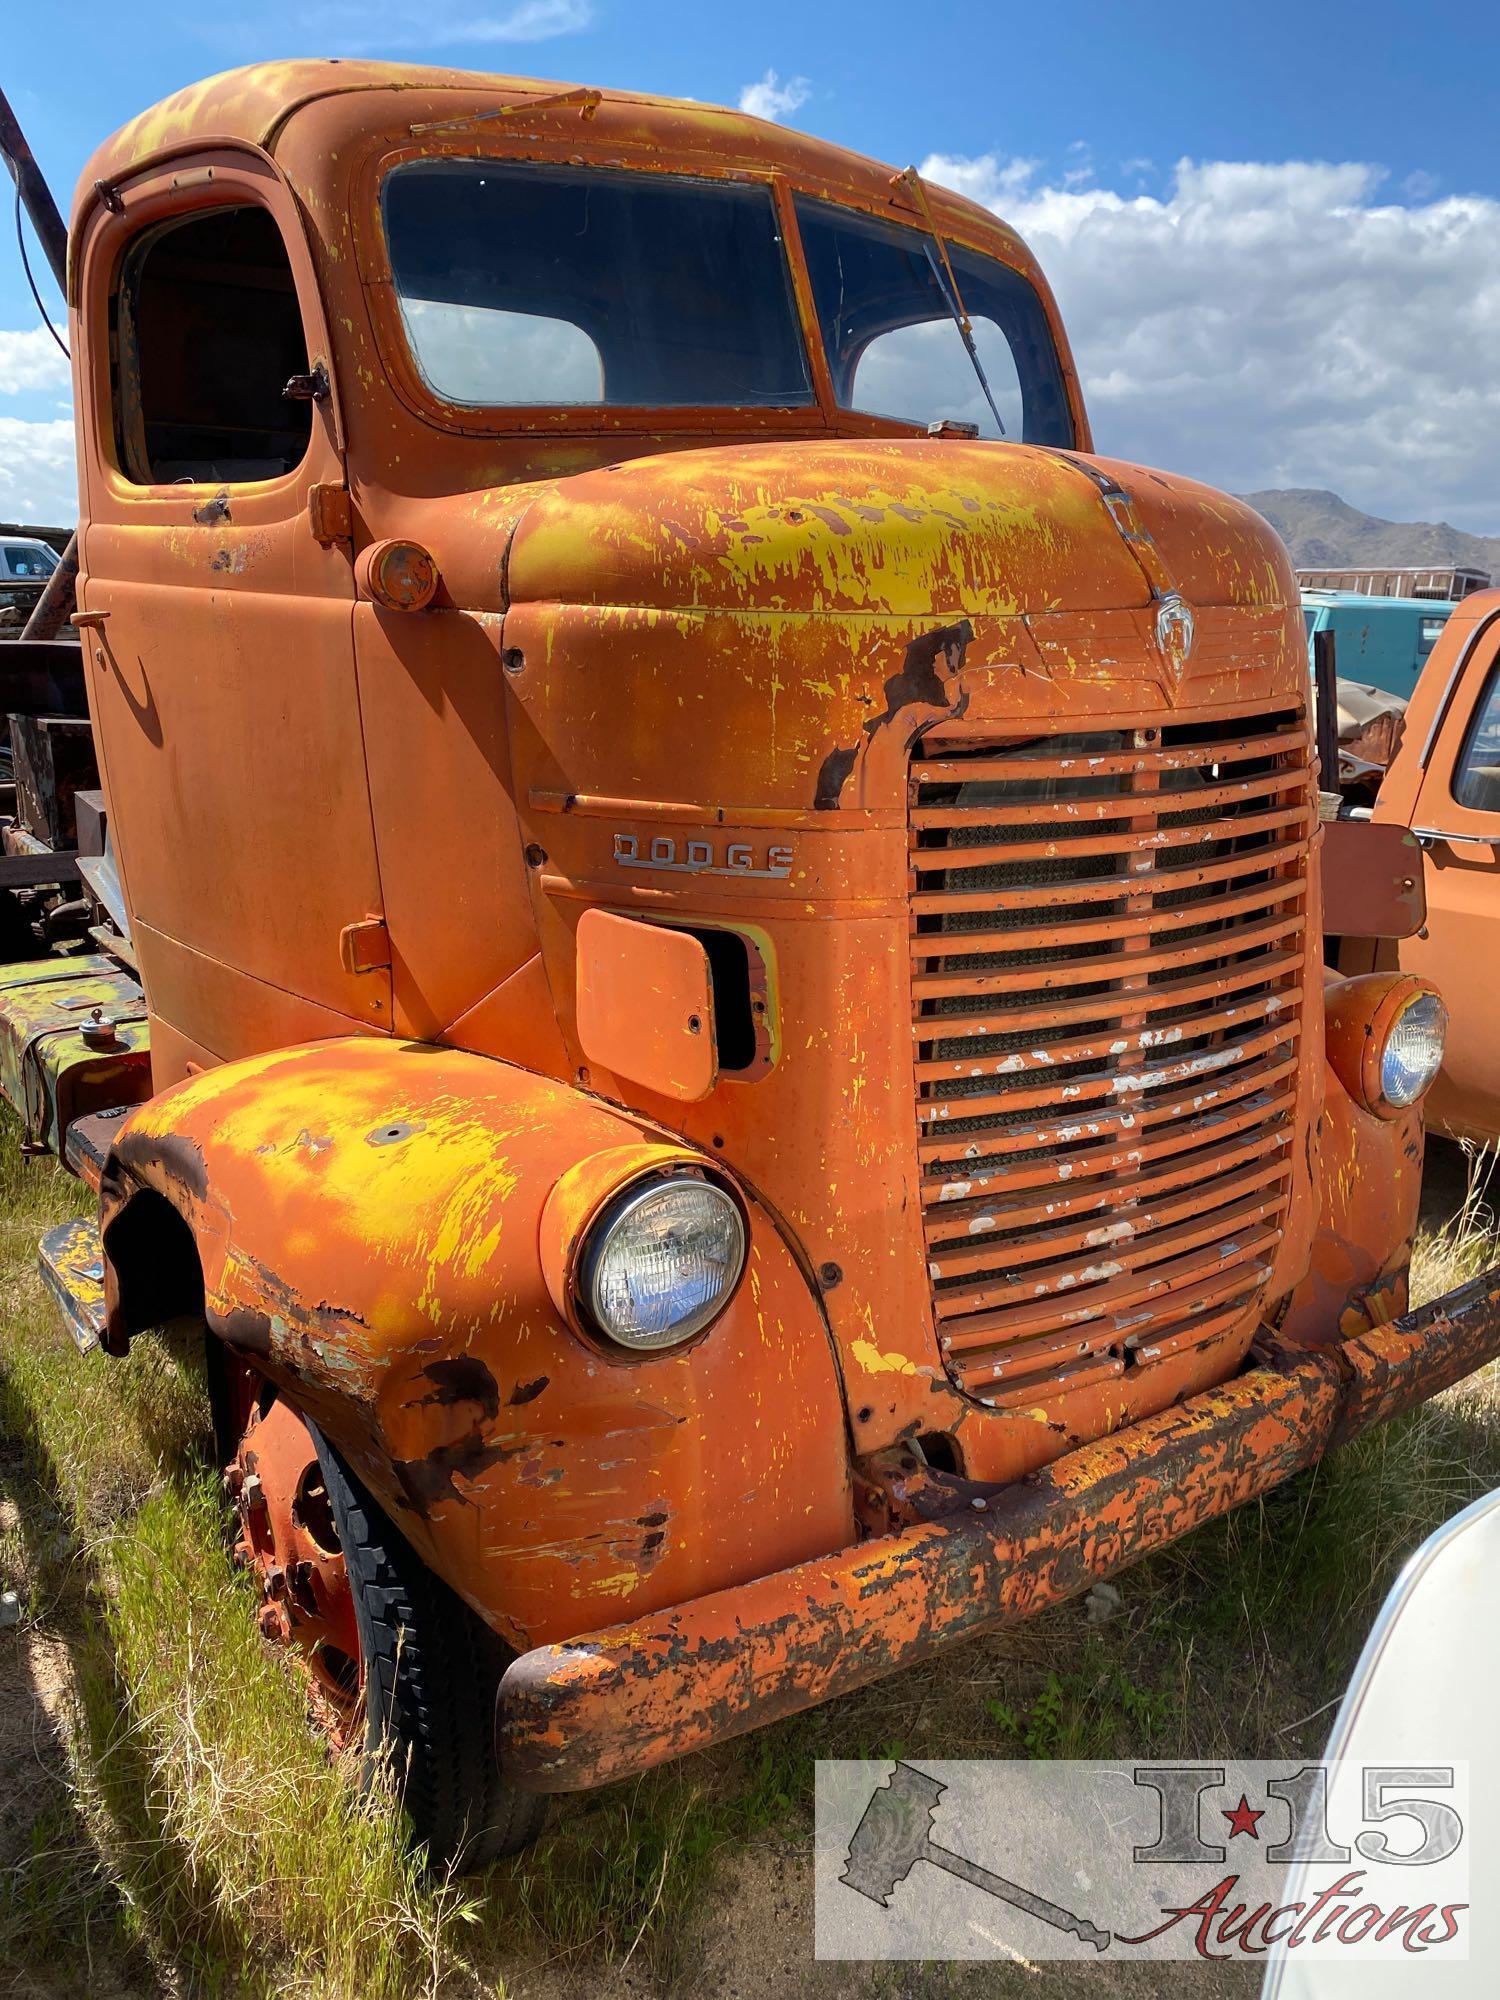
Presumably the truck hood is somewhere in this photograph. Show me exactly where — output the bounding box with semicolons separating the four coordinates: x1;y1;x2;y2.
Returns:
502;437;1294;622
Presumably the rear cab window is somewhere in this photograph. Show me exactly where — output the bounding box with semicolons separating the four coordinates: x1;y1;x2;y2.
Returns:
1418;613;1448;659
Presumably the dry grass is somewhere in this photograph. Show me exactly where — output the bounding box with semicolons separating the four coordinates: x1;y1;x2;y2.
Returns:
1412;1140;1498;1302
0;1127;474;1998
0;1119;1497;1998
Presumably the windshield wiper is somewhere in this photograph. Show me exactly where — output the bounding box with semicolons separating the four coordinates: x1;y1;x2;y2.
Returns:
410;86;602;137
892;165;1007;437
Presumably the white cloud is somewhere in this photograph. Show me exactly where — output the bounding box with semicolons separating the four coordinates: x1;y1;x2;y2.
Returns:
919;149;1500;531
0;417;76;527
738;70;810;123
298;0;592;49
0;328;70;398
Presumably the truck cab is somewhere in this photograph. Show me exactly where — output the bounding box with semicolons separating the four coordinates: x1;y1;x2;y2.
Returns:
1302;588;1456;703
2;59;1496;1868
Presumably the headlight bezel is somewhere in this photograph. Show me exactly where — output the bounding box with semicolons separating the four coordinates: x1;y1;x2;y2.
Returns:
1325;971;1448;1121
1374;987;1449;1111
571;1165;748;1356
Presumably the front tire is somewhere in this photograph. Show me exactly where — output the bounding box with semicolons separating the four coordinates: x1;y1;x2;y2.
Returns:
310;1429;547;1871
211;1343;544;1870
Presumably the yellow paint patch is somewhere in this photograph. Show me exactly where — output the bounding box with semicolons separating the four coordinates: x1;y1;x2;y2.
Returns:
851;1338;919;1377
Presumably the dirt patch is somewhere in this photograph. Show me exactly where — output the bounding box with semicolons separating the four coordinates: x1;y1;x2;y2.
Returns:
0;1625;73;1872
0;1434;76;1877
678;1841;1260;2000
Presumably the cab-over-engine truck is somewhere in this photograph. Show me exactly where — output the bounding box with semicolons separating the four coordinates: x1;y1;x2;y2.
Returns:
1;61;1497;1870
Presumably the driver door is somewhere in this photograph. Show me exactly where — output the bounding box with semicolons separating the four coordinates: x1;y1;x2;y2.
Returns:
72;148;390;1077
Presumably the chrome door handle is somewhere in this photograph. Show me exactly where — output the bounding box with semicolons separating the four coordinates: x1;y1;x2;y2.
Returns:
1412;826;1499;850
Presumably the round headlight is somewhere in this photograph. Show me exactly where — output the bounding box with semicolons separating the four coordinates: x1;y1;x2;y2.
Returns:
1379;989;1448;1108
579;1174;746;1351
1325;972;1449;1120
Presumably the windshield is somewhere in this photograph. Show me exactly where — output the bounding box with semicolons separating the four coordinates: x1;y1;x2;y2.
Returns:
382;161;814;409
794;196;1073;444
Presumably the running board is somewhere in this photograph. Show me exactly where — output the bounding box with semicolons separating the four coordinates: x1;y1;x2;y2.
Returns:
39;1214;106;1354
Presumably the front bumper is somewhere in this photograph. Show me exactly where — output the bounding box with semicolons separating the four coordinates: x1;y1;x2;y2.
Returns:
496;1265;1500;1792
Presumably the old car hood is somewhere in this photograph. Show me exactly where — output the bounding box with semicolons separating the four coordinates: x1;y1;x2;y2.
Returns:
502;437;1293;623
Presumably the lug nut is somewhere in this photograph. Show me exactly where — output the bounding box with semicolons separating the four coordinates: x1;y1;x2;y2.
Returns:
258;1602;289;1642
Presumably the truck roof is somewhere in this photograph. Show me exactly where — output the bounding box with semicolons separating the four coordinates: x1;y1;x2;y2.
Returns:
75;59;1035;277
1301;589;1458;615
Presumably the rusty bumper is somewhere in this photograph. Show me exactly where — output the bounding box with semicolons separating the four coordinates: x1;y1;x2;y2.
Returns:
495;1266;1500;1793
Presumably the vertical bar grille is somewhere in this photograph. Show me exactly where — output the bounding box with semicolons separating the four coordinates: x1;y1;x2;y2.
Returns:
908;705;1312;1406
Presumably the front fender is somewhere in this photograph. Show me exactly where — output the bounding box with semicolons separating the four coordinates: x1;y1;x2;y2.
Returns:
100;1038;853;1647
1278;1060;1423;1343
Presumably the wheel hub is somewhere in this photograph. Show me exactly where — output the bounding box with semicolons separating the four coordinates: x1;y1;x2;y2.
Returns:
226;1375;363;1741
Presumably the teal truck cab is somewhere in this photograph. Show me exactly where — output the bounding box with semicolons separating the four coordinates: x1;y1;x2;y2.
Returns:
1303;589;1457;703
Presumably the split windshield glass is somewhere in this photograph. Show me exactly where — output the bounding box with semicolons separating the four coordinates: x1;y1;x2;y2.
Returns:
793;195;1075;445
382;160;815;409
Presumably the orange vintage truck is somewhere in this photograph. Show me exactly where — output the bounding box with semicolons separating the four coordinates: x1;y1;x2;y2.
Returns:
1334;590;1500;1144
0;61;1496;1870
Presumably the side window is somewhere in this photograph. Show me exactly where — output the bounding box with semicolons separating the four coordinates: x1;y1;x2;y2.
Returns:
1454;665;1500;815
114;205;312;486
3;544;55;578
1418;614;1447;659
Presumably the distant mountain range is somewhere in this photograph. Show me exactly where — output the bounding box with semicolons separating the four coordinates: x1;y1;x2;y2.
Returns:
1241;488;1500;579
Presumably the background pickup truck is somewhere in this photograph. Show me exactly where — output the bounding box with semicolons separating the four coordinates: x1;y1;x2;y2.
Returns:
1340;587;1500;1144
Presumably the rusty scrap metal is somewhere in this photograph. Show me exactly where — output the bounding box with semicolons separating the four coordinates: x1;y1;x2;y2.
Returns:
0;83;68;291
20;534;79;642
9;713;97;847
1313;627;1340;789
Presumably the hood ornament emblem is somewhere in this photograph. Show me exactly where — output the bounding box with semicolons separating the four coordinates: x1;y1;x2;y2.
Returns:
1155;592;1195;685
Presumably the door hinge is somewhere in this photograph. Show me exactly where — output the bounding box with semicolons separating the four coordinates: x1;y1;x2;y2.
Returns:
308;482;353;548
283;361;331;404
339;917;390;975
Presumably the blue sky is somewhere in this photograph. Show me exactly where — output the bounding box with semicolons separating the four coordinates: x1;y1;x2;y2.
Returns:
5;0;1500;529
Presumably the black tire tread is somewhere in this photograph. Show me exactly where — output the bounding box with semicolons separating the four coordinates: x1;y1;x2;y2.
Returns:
311;1429;546;1871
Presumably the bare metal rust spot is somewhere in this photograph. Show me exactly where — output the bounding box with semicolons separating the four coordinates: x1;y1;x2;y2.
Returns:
110;1127;209;1203
508;1375;549;1406
192;488;231;526
414;1356;501;1420
395;1435;528;1514
208;1302;274;1355
366;1120;425;1147
814;621;973;810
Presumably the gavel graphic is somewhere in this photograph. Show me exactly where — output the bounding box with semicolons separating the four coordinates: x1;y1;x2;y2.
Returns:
841;1762;1112;1952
